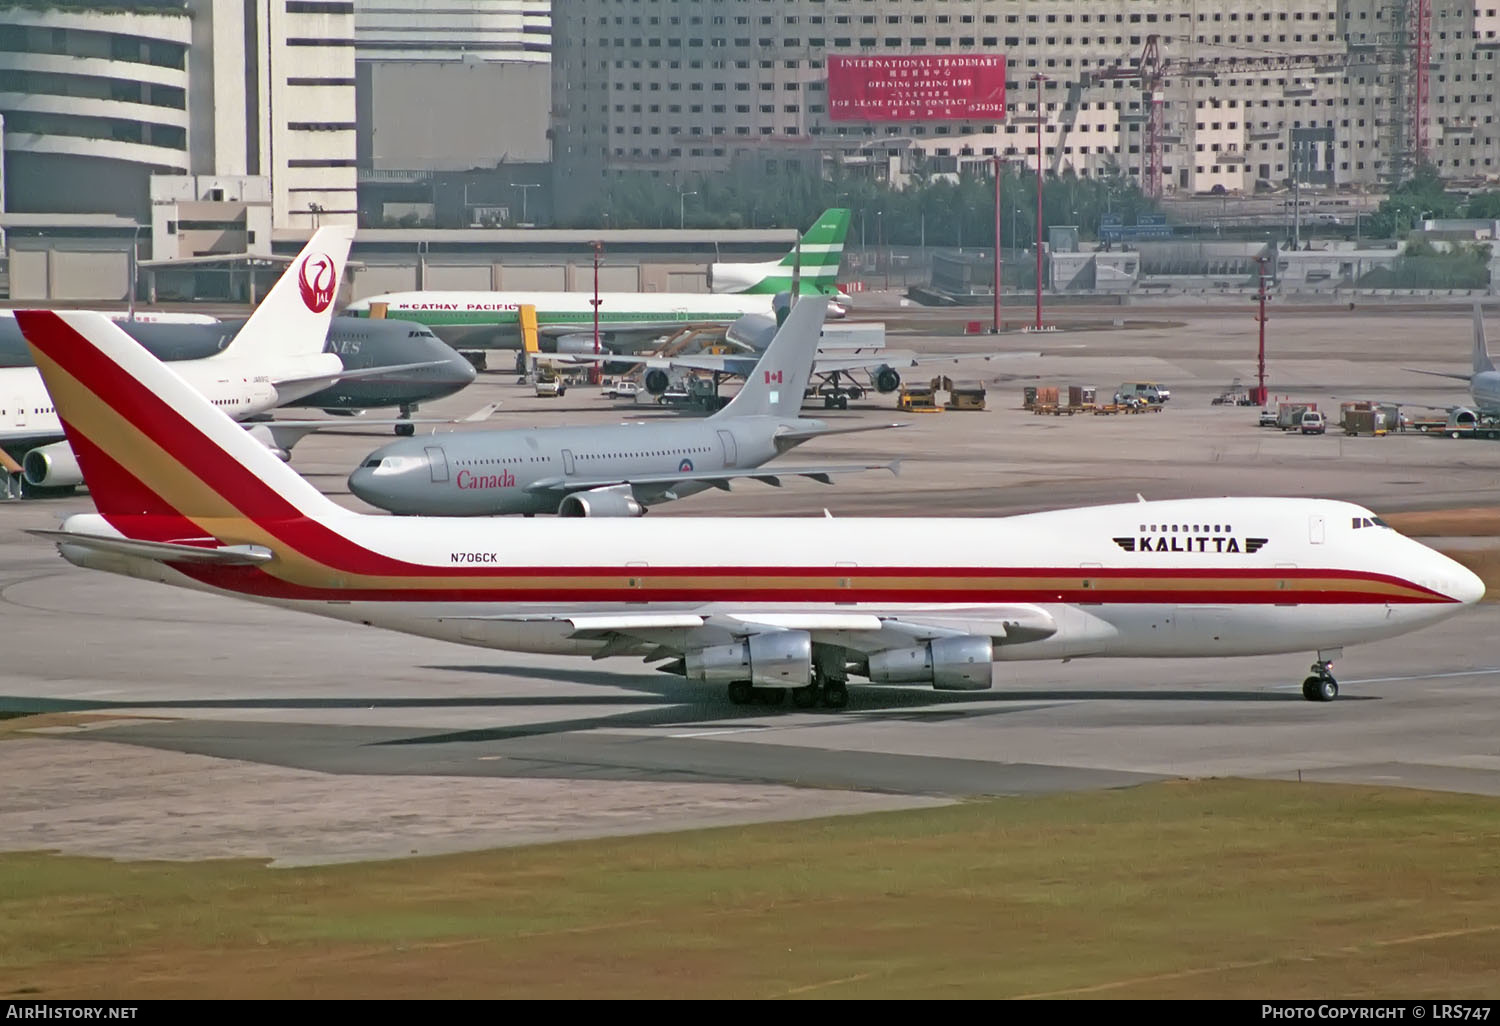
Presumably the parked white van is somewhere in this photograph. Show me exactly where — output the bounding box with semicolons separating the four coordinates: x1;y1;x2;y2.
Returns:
1116;381;1171;404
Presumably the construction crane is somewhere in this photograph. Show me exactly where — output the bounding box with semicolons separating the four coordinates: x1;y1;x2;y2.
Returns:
1092;34;1355;198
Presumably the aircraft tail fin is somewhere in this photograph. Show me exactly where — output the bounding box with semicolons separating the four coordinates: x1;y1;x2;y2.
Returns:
775;208;849;291
1474;304;1495;375
16;310;344;525
714;297;827;420
217;225;354;362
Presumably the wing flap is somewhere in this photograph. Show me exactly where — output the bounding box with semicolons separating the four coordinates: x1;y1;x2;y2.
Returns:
29;530;274;566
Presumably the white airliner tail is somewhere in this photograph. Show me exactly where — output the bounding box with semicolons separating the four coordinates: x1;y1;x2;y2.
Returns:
217;225;354;362
16;310;343;523
713;297;827;420
1474;304;1495;375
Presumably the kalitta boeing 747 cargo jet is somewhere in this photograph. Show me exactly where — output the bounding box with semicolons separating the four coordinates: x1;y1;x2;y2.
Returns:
16;308;1485;709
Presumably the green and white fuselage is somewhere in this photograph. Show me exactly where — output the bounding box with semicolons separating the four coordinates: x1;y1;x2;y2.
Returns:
344;290;778;352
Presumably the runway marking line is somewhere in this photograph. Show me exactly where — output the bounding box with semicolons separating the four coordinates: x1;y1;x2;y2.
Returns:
1011;922;1500;999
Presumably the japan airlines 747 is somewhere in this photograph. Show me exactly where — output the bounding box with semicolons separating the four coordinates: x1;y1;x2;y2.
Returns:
17;308;1484;709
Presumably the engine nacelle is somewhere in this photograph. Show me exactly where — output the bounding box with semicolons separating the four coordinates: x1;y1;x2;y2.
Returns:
684;630;812;688
644;368;671;395
556;485;645;518
555;334;615;356
874;365;902;394
241;423;294;462
867;636;994;691
22;441;83;488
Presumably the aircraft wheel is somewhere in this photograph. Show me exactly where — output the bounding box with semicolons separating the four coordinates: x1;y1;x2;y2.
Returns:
847;386;865;400
1301;676;1321;702
837;395;849;410
791;684;821;709
823;395;835;409
1317;676;1339;702
727;681;754;706
394;423;415;437
755;687;786;706
821;681;850;709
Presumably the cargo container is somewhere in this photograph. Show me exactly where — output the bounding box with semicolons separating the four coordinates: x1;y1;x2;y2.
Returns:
1276;402;1316;430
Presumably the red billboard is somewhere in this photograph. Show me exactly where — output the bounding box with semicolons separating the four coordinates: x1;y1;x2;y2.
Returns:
827;54;1007;122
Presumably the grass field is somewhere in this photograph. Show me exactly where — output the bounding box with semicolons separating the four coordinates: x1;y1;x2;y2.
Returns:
2;779;1498;999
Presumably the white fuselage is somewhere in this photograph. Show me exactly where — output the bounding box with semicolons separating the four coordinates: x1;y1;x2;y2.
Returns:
58;497;1481;669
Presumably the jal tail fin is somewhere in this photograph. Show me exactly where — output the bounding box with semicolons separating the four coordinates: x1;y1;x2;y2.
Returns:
1474;304;1495;375
15;310;344;524
216;225;354;362
776;208;849;293
714;297;827;420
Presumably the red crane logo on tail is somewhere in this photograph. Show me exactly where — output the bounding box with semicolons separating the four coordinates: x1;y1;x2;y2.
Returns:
298;254;336;313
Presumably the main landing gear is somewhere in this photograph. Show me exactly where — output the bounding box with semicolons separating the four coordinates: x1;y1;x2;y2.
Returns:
726;668;850;710
395;402;416;437
1301;659;1339;702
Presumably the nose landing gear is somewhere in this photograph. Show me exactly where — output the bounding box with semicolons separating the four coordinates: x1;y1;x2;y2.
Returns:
1301;659;1339;702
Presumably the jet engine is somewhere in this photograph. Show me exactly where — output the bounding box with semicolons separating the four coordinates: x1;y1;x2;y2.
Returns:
867;636;993;691
644;368;672;395
22;441;82;489
873;366;902;394
684;630;812;688
555;335;615;356
556;485;645;517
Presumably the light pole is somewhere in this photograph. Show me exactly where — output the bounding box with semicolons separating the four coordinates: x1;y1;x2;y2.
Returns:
678;189;698;229
1032;72;1048;330
590;240;603;385
127;224;141;321
992;154;1002;333
510;183;540;225
877;209;887;290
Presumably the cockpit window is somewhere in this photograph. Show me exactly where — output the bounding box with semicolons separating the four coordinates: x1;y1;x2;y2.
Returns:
368;455;427;475
1351;516;1391;530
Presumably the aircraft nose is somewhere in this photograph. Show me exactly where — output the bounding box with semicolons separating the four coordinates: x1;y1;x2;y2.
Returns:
1450;559;1486;606
347;449;425;510
444;351;478;387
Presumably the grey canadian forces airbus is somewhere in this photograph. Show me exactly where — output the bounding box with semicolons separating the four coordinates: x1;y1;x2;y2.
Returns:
348;297;901;517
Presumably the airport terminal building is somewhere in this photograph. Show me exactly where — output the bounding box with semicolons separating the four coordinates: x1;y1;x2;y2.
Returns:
550;0;1500;214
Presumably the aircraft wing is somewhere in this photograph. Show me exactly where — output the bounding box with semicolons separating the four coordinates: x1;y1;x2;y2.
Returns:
813;350;1039;373
524;460;899;495
27;530;274;566
591;353;758;375
272;359;454;391
602;350;1038;378
443;605;1059;660
244;404;499;453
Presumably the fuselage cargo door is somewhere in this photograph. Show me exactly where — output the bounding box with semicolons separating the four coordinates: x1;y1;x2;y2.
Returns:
1309;515;1325;545
716;429;738;468
562;448;576;475
424;446;448;483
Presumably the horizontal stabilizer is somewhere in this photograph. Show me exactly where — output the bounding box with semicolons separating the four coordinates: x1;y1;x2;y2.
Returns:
28;530;274;566
1402;367;1473;383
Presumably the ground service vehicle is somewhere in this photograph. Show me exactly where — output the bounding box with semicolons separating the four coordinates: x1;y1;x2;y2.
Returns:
1116;381;1171;404
1300;411;1327;435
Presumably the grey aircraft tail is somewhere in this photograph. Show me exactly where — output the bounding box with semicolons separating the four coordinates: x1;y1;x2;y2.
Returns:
712;296;828;420
1474;304;1496;376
